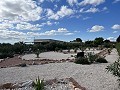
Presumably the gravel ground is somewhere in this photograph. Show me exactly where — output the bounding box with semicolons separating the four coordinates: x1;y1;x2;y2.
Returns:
22;50;101;60
0;49;119;90
22;51;76;60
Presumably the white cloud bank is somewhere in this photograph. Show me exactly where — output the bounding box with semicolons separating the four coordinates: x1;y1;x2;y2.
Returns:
80;7;99;13
113;0;120;3
107;37;116;41
0;29;26;40
113;31;118;33
79;0;105;6
27;28;73;36
46;6;74;20
111;24;120;30
88;25;104;32
16;22;41;31
0;0;42;22
67;0;78;6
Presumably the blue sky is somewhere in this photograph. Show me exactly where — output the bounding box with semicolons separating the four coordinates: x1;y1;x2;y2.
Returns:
0;0;120;43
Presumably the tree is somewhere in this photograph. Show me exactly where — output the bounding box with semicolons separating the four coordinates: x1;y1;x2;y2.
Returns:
94;37;104;46
76;38;82;42
106;58;120;85
116;35;120;42
104;40;110;43
85;40;94;47
35;49;40;58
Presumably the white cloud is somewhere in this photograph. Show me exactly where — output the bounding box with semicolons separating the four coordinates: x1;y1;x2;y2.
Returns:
27;32;41;36
57;6;74;17
64;33;73;35
42;28;69;35
46;21;52;26
46;6;74;20
80;7;99;13
27;28;72;36
80;8;85;13
83;17;91;20
84;7;99;13
74;30;80;33
113;31;118;33
88;25;104;32
54;5;58;8
40;21;59;27
0;22;14;29
58;28;69;32
102;7;107;11
0;0;43;23
39;0;44;3
113;0;120;3
107;37;116;41
111;24;120;30
79;0;105;6
0;29;26;40
67;0;78;6
16;22;41;31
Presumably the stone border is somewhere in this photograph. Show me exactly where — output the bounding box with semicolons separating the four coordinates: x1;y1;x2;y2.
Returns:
0;77;86;90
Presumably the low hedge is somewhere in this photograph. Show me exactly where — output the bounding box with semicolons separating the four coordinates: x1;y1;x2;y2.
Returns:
96;58;108;63
75;57;90;65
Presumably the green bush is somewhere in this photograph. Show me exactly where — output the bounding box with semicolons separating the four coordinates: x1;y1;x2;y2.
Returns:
116;43;120;56
89;55;98;63
96;58;108;63
75;57;90;65
0;53;14;59
106;58;120;86
33;77;44;90
74;48;78;53
87;52;98;63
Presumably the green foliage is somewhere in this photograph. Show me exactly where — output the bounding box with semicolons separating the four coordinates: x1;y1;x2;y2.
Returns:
96;58;108;63
75;57;90;65
85;41;94;47
75;38;82;42
88;53;98;63
94;37;104;46
35;49;40;58
116;43;120;56
74;48;78;53
0;53;14;59
33;77;44;90
116;35;120;42
106;58;120;82
75;52;108;65
55;47;59;52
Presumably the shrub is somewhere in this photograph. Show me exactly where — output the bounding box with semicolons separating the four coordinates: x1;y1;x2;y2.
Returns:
33;77;44;90
75;57;90;65
96;58;108;63
71;55;74;57
55;47;59;52
116;43;120;56
0;53;14;59
106;58;120;85
89;54;98;63
74;48;78;53
77;52;84;58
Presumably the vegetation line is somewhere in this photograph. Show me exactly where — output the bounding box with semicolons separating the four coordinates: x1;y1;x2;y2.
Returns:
116;43;120;56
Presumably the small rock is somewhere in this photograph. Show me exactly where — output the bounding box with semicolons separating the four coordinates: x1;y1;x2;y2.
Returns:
75;88;82;90
20;80;33;87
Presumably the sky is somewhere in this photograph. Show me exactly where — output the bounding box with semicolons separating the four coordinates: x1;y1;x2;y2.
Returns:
0;0;120;43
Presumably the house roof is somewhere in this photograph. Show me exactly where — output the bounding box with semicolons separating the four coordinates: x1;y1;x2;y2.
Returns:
34;39;63;43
